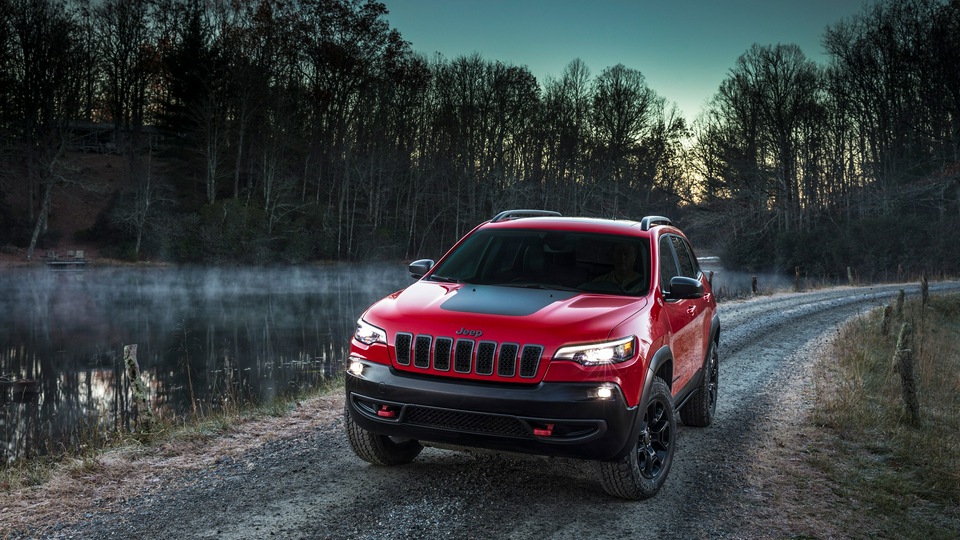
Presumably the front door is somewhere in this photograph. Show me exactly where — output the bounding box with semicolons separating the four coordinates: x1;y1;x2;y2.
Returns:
658;235;708;392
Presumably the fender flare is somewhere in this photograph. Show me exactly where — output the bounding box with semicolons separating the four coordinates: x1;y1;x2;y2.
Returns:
710;312;721;349
611;344;674;460
639;344;674;411
702;311;721;370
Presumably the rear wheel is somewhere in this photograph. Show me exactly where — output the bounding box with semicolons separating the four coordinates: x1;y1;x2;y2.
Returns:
344;405;423;465
680;340;719;427
599;376;676;499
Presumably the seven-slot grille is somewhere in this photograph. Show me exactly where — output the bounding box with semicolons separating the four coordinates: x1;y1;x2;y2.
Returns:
394;332;543;379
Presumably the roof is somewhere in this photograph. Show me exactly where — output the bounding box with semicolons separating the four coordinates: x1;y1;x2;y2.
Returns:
481;214;678;236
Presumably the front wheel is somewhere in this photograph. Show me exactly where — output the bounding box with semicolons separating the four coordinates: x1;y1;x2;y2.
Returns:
344;405;423;465
599;376;677;500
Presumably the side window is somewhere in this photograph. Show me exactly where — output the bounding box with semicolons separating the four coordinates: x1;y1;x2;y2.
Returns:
670;236;698;279
659;236;679;292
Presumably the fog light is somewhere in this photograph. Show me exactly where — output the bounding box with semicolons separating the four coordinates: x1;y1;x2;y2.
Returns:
348;360;364;377
596;386;613;399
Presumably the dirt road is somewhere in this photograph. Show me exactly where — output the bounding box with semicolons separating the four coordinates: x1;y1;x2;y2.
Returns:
13;282;959;539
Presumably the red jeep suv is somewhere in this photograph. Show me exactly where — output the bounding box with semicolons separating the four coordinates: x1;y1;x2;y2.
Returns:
344;210;720;499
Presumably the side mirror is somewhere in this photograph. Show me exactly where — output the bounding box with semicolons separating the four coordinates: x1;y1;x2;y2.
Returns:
666;276;703;300
408;259;434;279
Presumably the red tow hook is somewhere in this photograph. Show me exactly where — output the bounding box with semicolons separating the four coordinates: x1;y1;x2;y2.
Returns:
533;424;554;437
377;405;398;418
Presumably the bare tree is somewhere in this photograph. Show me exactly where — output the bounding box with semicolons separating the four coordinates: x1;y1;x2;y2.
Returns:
8;0;87;259
697;44;820;231
824;0;954;213
93;0;155;145
111;149;171;257
590;64;658;217
541;59;593;214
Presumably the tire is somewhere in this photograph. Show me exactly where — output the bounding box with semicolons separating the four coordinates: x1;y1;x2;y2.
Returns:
599;376;677;500
680;339;719;427
344;405;423;465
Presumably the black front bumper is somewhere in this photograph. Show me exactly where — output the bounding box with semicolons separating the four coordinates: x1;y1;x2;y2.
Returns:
345;360;640;461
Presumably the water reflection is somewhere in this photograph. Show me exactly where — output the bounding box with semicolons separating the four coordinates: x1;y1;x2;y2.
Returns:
0;264;410;464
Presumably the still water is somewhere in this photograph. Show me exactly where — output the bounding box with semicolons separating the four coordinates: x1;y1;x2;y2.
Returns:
0;264;411;464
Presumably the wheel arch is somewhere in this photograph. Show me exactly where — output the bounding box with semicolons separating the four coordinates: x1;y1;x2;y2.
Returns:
638;345;673;415
609;344;674;461
710;312;721;348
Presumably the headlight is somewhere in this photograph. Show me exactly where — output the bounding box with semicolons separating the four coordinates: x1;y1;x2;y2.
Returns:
554;336;636;366
354;319;386;346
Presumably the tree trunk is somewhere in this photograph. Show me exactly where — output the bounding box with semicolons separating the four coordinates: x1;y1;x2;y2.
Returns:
124;344;155;430
26;181;52;261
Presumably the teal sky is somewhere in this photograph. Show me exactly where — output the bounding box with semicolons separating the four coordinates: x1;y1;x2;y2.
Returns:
379;0;874;123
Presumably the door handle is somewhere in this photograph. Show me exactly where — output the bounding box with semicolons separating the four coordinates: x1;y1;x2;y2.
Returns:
687;305;697;317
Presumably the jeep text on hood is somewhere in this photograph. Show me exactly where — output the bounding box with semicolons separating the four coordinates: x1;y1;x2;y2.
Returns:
344;210;720;500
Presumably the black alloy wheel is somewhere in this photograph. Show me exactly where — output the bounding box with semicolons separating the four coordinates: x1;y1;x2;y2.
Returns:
638;393;673;479
599;376;677;499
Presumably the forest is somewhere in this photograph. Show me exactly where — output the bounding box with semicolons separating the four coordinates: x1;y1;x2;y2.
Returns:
0;0;958;280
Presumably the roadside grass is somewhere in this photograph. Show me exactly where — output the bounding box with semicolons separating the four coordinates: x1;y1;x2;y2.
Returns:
0;378;345;492
812;293;960;538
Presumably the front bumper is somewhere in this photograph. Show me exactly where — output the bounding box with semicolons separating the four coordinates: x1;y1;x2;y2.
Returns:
345;360;640;461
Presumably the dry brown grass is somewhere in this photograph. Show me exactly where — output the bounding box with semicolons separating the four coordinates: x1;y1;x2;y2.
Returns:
729;292;960;539
809;293;960;539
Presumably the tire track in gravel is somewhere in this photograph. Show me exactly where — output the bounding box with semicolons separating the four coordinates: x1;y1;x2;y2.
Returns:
40;283;960;540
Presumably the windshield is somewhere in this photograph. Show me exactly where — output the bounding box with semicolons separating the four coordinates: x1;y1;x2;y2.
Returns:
428;229;651;296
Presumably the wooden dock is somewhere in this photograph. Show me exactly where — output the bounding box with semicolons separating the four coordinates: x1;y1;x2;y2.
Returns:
44;250;90;269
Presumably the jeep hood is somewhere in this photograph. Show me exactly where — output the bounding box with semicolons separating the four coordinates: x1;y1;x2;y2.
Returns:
364;281;648;347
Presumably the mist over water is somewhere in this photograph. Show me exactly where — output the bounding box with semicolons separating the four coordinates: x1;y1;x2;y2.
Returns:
0;264;411;464
698;256;794;296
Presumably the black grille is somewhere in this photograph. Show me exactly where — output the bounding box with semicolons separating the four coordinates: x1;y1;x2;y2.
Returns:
393;333;542;380
395;333;412;365
476;341;496;375
520;345;543;378
414;336;432;368
405;406;530;438
498;343;519;377
454;340;474;373
434;337;452;371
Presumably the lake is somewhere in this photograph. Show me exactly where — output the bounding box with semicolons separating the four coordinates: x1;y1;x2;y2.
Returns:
0;264;411;465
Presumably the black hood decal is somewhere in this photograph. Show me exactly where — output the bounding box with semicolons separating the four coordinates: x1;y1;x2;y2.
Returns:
440;285;577;316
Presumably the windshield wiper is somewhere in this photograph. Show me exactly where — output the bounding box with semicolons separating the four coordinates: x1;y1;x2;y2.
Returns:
429;275;461;283
500;282;581;292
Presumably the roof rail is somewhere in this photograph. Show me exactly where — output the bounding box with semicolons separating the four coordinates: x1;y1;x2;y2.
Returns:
490;209;562;223
639;215;673;231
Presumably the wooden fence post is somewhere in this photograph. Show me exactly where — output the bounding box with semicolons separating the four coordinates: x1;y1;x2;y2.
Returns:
921;275;929;308
895;289;905;318
892;323;921;424
751;275;758;295
124;344;155;430
880;305;893;336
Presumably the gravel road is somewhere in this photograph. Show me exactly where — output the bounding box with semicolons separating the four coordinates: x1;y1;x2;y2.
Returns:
18;282;960;540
